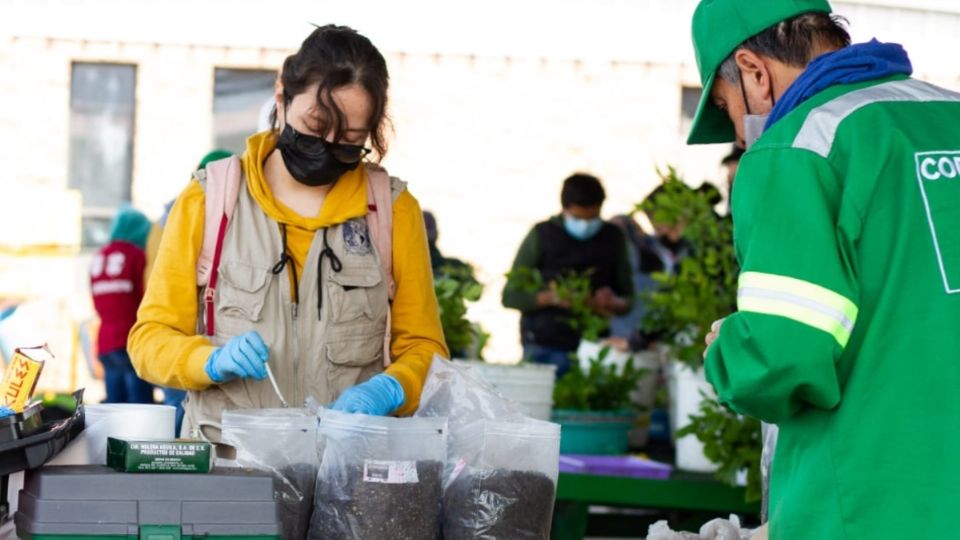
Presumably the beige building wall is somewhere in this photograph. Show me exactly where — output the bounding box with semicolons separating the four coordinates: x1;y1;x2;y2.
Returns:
0;0;958;386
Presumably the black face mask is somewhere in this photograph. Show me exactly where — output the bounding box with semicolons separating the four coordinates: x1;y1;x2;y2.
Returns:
275;121;367;187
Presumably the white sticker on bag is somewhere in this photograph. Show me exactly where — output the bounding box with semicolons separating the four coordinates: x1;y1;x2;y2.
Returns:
363;460;419;484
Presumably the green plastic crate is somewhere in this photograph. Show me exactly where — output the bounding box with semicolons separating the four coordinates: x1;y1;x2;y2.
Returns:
22;530;274;540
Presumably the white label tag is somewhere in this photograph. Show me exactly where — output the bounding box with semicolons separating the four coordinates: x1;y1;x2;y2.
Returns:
363;460;419;484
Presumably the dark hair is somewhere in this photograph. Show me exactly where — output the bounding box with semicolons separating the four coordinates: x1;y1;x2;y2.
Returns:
718;13;851;84
271;25;390;160
422;210;438;244
561;173;606;208
721;145;745;165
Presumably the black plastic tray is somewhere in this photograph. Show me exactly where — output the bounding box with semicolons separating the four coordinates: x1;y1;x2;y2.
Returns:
0;402;45;446
0;390;85;476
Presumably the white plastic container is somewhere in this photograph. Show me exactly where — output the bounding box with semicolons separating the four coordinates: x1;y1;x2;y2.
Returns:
453;360;556;421
48;403;176;466
668;361;718;473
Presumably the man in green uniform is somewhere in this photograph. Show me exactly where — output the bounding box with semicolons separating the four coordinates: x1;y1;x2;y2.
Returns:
688;0;960;537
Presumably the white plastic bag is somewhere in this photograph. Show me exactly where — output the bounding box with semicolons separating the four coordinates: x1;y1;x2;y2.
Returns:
309;408;447;540
647;515;757;540
442;418;560;540
219;408;317;540
760;422;779;523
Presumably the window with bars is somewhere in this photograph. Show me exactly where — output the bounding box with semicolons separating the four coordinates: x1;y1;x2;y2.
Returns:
213;68;277;154
68;62;137;248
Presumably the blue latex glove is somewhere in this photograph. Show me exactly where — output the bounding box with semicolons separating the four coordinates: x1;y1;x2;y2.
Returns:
330;374;405;416
205;332;269;383
0;406;14;418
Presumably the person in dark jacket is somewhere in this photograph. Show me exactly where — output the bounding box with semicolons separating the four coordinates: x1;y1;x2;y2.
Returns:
502;173;633;376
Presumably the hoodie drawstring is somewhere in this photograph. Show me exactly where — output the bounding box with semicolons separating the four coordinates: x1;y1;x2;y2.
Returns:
271;223;300;319
317;228;343;320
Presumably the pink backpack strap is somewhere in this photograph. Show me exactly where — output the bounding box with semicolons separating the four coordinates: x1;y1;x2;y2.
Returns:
365;164;405;367
196;156;243;337
365;165;396;300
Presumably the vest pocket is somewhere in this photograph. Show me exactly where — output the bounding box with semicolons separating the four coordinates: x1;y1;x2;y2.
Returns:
325;336;383;367
328;270;383;325
325;338;384;397
217;262;272;322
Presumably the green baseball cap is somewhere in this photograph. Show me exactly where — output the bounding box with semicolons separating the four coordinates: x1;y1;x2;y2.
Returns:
687;0;832;145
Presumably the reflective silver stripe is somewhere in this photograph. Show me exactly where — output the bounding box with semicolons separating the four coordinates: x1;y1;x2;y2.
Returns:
793;79;960;158
738;287;855;333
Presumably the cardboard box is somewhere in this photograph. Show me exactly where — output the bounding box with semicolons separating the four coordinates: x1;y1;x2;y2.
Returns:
106;437;211;473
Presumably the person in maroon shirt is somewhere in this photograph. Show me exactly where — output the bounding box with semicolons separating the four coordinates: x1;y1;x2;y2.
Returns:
90;207;155;403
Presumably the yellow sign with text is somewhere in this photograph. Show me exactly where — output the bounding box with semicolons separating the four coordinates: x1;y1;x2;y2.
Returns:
1;345;50;412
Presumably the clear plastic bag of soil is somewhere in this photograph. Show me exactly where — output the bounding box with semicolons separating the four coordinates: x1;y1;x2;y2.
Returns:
415;355;525;433
442;418;561;540
309;408;447;540
219;408;318;540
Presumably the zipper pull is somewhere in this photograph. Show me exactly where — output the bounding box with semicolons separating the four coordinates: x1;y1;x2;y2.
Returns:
292;302;299;320
204;287;216;337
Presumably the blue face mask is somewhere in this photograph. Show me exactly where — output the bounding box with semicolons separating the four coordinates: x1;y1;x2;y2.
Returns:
564;215;603;241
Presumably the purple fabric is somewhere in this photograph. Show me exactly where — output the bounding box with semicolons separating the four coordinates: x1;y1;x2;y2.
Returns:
560;455;673;479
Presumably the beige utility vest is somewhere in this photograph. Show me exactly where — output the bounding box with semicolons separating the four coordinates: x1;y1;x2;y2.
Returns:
184;172;402;440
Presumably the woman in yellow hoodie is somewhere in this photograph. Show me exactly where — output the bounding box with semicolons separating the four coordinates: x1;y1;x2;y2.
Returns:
129;25;447;438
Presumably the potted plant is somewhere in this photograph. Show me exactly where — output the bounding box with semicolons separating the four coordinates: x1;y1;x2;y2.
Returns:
551;346;647;455
638;168;760;490
547;269;662;443
677;394;763;503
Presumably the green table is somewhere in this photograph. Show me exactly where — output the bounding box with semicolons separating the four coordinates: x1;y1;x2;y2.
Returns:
552;471;760;540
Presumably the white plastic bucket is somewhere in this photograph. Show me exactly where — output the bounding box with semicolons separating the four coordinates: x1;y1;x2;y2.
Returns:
49;403;176;466
668;361;718;473
453;360;556;421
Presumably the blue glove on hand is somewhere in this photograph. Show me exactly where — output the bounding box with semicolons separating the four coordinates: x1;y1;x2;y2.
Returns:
205;331;269;383
0;406;14;418
330;374;405;416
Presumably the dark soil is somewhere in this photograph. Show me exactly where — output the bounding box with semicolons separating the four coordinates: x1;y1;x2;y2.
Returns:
308;460;443;540
442;468;556;540
276;463;318;540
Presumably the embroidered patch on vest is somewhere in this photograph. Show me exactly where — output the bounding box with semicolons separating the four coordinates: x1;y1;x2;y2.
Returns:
343;219;371;256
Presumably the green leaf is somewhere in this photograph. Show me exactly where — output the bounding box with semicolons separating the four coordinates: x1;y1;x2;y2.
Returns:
638;169;738;370
679;396;762;504
553;348;648;411
435;268;487;358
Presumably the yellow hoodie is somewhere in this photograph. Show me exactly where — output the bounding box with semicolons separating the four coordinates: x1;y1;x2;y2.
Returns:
128;132;448;415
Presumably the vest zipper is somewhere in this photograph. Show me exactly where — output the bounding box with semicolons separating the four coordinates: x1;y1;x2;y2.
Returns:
271;223;301;406
292;300;301;407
